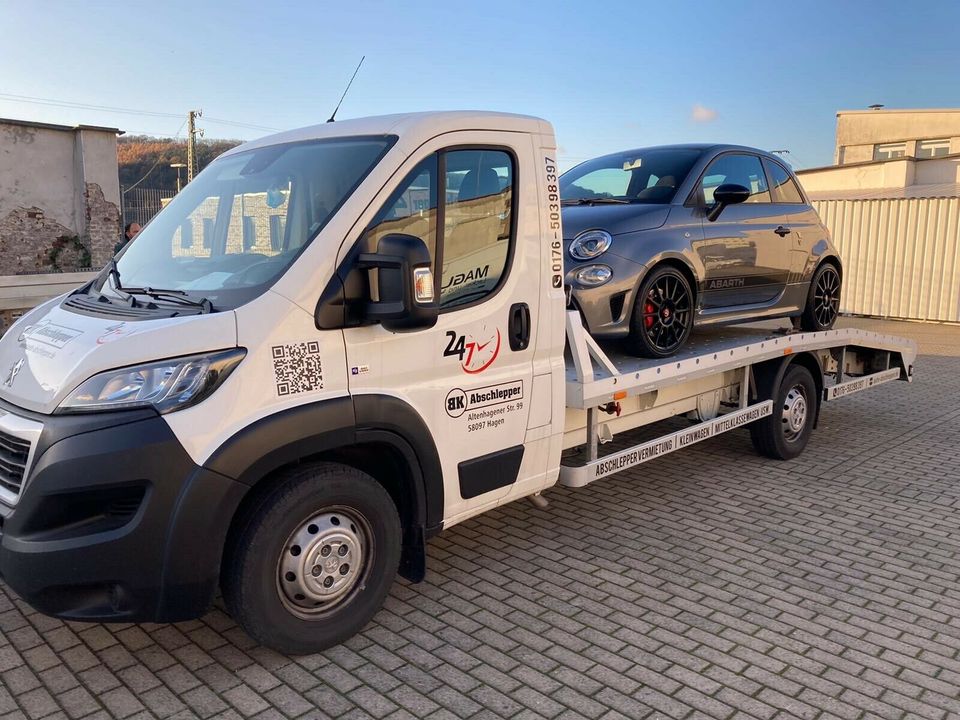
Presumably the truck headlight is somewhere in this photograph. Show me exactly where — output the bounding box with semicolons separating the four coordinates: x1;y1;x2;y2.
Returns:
58;348;245;414
574;265;613;287
569;230;612;261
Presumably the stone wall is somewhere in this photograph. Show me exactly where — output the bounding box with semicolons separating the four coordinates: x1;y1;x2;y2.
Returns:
0;183;118;275
0;205;79;274
0;120;121;275
85;182;121;267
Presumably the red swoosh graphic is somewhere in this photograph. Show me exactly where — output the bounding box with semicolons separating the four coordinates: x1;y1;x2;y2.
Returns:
463;329;500;374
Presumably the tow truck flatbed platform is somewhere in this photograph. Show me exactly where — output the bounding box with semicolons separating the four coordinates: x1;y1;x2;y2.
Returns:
560;312;917;487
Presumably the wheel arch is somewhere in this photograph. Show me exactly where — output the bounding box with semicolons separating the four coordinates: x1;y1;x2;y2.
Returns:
752;351;824;428
643;255;699;308
818;254;843;281
207;394;442;583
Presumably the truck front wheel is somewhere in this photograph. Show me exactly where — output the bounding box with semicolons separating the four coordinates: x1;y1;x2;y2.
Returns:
222;462;401;654
749;364;817;460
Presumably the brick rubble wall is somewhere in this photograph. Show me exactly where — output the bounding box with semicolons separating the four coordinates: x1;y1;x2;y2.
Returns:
0;182;119;275
85;182;120;267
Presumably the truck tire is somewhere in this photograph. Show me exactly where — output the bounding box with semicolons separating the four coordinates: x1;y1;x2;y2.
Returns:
222;462;401;655
749;364;817;460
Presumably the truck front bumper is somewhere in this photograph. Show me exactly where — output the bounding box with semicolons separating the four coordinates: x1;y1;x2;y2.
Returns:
0;400;247;622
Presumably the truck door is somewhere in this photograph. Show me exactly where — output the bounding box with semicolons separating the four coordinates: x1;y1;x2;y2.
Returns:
340;132;548;525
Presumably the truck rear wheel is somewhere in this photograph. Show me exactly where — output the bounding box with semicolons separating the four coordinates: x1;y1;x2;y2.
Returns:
749;364;817;460
222;462;400;655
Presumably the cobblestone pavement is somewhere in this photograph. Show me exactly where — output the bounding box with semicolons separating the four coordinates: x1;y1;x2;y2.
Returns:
2;319;960;720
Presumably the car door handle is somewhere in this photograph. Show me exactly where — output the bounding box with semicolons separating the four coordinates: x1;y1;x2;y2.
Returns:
774;226;791;237
509;302;530;351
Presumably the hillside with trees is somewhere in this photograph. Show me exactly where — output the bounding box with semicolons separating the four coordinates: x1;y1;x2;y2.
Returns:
118;136;242;192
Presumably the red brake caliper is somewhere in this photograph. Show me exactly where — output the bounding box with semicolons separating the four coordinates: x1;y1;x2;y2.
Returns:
644;301;655;329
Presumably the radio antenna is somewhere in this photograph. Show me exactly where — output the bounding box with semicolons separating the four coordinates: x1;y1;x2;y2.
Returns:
327;56;365;123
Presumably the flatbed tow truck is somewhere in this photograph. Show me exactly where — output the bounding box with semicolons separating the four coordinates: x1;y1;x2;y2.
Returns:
0;111;915;654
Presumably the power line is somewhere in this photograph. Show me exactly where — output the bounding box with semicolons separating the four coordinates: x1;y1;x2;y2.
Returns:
0;92;182;118
122;117;189;194
0;92;281;133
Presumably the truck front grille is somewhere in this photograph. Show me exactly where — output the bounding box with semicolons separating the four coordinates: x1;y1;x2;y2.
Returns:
0;430;30;496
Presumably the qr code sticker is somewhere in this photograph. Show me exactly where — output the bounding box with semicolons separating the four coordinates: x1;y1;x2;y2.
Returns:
271;342;323;396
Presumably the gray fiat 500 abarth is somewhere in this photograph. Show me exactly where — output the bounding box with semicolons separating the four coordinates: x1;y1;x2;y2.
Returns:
560;145;842;357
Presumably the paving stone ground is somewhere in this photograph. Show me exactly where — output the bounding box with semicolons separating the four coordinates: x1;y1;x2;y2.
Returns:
2;317;960;720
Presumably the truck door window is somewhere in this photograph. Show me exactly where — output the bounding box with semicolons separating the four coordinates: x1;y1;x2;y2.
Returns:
441;149;514;308
364;156;438;261
363;148;515;311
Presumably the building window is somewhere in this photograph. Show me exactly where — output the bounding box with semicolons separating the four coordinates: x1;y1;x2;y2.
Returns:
917;139;951;158
873;142;906;161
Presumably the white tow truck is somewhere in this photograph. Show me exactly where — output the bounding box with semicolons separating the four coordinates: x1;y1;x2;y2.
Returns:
0;112;915;654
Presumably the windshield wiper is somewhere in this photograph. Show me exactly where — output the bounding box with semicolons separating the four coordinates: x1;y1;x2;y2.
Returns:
95;258;137;305
122;287;213;313
560;197;631;206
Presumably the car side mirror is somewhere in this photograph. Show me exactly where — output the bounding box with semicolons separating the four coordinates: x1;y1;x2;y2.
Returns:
357;233;439;331
707;183;751;222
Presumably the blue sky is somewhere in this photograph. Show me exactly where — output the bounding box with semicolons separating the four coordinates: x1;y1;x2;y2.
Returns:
2;0;958;170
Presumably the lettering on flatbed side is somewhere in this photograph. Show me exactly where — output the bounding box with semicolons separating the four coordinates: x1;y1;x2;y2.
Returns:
825;367;901;400
591;402;772;480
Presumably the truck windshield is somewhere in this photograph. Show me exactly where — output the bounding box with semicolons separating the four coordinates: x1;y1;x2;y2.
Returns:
560;148;702;205
110;135;394;311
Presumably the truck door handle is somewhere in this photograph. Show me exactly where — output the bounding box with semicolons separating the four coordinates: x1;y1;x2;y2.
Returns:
509;303;530;351
774;225;791;237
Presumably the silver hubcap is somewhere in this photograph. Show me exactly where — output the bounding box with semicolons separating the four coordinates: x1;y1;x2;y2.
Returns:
277;508;370;618
782;386;808;441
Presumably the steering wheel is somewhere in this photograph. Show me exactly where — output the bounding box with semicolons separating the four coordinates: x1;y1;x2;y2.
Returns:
223;259;283;287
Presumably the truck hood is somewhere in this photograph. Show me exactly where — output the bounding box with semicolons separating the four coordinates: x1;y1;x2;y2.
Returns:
0;297;237;415
562;204;671;239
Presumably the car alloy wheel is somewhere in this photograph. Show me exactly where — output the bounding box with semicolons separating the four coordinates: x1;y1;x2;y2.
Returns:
638;270;692;356
813;265;841;328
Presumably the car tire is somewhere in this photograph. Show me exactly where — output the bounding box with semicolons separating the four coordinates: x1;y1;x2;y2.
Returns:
749;364;817;460
799;262;841;332
221;462;401;655
625;265;694;358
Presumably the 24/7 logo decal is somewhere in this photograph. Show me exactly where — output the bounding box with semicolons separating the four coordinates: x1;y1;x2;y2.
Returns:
444;327;501;374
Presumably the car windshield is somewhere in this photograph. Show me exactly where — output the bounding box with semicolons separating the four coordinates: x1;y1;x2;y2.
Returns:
108;135;394;311
560;148;703;204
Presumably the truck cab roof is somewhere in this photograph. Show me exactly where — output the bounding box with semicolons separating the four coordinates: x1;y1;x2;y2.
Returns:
225;111;553;156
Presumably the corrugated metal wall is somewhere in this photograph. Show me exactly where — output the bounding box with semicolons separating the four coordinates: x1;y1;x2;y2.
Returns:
813;197;960;323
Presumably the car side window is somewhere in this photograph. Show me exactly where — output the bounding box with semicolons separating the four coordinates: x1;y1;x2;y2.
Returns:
363;148;515;311
764;159;805;204
700;154;770;204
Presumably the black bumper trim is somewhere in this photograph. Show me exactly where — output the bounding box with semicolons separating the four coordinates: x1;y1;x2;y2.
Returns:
0;410;245;622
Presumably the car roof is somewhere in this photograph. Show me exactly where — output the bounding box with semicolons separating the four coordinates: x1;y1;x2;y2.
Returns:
613;143;781;159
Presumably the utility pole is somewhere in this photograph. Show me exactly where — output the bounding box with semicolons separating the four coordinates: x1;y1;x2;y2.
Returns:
186;109;204;182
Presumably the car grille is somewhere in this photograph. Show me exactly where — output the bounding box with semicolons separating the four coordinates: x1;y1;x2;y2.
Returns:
0;429;30;497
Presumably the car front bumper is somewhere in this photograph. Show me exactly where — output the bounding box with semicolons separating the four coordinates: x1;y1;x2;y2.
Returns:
566;252;648;338
0;399;246;622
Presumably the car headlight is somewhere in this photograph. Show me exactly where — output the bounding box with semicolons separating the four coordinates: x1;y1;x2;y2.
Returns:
569;230;612;261
58;348;246;414
574;265;613;287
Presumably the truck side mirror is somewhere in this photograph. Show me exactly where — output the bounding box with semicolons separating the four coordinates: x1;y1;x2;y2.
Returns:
357;233;439;331
707;183;751;222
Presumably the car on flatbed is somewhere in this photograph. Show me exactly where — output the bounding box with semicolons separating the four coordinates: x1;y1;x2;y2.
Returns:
560;144;843;357
0;112;914;654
